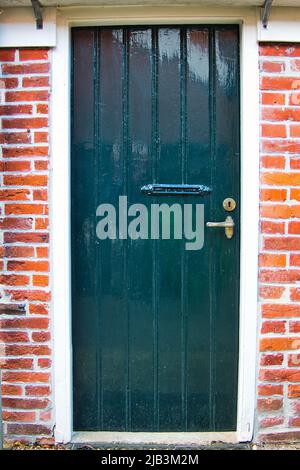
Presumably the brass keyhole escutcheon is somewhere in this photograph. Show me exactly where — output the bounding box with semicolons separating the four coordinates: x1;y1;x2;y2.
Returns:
223;198;236;212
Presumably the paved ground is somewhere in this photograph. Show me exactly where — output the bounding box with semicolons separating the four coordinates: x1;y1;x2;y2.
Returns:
3;441;300;450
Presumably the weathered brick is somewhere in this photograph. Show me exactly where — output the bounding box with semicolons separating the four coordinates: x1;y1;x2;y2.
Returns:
33;190;48;201
3;146;48;158
262;304;300;318
261;124;286;138
0;77;18;89
34;161;48;171
262;140;300;153
0;304;26;316
32;331;50;342
0;49;15;61
2;117;48;129
22;76;50;88
0;219;34;233
260;286;285;300
19;49;49;61
262;107;300;121
259;254;286;267
259;431;300;443
289;417;300;427
25;385;50;397
288;385;300;398
291;189;300;201
261;76;300;90
6;90;49;102
3;246;34;258
0;317;49;330
6;290;50;302
260;44;300;57
290;321;300;333
3;397;48;410
260;353;284;365
36;247;48;258
258;398;283;412
261;155;285;169
3;345;51;357
7;424;51;436
261;61;285;73
0;274;30;286
0;132;31;145
34;132;48;143
4;232;49;244
7;260;49;272
260;369;300;382
258;384;283;397
288;354;300;367
35;218;49;230
261;321;286;334
260;189;287;202
1;358;33;369
0;105;33;115
261;221;285;234
1;385;23;396
4;175;48;187
0;160;31;172
37;104;48;114
264;237;300;251
2;63;50;75
260;337;300;351
0;189;30;201
289;222;300;235
260;270;300;284
29;304;48;316
3;411;36;423
260;417;284;429
261;205;300;219
2;372;50;383
37;358;51;369
261;172;300;186
32;275;49;287
261;92;285;106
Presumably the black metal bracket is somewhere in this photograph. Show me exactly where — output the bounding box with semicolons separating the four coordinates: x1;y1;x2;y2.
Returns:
31;0;43;30
261;0;273;29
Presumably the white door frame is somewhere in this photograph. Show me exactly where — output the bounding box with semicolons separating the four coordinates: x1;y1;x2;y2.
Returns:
51;5;260;444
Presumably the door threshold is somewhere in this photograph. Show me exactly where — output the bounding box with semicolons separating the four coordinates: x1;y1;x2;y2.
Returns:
72;431;238;448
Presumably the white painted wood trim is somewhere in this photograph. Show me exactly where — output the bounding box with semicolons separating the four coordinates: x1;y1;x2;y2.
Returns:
237;14;260;442
51;17;72;443
257;7;300;43
72;431;238;446
51;5;260;444
1;5;300;49
0;7;57;47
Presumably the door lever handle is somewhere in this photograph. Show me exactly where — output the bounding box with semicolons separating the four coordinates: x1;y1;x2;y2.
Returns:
206;216;235;239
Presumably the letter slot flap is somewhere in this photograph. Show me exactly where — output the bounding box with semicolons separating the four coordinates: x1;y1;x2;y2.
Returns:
141;184;212;196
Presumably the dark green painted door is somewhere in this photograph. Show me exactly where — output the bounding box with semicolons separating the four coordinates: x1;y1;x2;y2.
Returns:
71;25;240;432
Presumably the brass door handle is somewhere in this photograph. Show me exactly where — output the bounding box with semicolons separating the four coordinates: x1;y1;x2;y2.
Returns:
206;216;235;239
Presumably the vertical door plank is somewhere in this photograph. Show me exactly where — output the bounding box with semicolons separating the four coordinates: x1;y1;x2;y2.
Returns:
72;28;98;430
213;26;240;431
185;27;211;431
127;28;155;431
98;28;128;431
156;27;182;431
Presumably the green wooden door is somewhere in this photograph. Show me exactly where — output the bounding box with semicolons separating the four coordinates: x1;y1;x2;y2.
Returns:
71;25;240;432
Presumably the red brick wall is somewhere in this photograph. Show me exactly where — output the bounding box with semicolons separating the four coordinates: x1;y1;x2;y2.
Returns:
0;48;52;443
258;43;300;442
